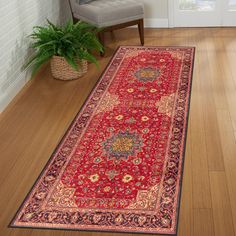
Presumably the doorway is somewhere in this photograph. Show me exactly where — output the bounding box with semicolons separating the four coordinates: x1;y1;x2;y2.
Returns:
169;0;236;27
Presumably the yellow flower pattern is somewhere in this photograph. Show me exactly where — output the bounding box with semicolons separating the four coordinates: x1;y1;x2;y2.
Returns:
89;174;99;183
122;174;133;183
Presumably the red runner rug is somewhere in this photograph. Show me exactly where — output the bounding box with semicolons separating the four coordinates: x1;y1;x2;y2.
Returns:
10;46;195;235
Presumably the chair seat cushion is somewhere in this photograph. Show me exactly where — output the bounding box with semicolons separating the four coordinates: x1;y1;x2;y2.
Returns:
73;0;144;27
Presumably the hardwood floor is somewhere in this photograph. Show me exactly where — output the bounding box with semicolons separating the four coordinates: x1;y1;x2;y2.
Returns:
0;28;236;236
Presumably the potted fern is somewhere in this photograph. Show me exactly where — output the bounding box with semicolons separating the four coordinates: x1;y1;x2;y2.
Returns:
24;20;103;80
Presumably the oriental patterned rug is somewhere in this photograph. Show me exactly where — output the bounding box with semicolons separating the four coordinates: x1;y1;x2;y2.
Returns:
10;46;195;235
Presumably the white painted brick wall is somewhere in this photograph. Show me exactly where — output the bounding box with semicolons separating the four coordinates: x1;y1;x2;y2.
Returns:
0;0;72;112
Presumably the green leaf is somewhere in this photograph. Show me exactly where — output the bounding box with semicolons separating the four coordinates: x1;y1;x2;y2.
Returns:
31;51;53;77
64;56;78;71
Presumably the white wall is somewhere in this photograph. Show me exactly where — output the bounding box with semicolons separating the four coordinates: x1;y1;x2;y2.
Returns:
0;0;71;112
141;0;168;27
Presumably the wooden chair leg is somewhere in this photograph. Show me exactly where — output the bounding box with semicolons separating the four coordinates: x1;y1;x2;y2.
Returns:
68;0;78;24
98;32;105;57
72;16;78;24
138;19;144;46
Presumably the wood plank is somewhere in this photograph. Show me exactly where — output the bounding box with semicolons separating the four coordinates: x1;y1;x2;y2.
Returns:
198;40;225;171
205;133;225;171
219;38;236;131
178;136;194;236
216;109;236;233
209;37;229;110
209;171;235;236
189;52;205;134
191;131;212;209
193;209;215;236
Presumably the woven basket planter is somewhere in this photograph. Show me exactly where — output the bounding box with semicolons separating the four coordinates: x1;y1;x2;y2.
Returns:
50;56;88;81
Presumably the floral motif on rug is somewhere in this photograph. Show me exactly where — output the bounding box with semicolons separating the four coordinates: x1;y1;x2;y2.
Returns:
103;130;143;163
10;46;195;235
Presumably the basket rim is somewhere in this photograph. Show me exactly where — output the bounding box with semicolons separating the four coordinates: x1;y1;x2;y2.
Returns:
51;55;85;61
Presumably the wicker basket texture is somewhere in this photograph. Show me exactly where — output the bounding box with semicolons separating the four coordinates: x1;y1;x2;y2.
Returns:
50;56;88;80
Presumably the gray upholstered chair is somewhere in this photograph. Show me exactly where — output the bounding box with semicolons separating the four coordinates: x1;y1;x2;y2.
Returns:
69;0;144;47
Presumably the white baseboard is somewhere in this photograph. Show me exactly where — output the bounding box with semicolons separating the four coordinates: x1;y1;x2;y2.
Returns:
144;18;169;28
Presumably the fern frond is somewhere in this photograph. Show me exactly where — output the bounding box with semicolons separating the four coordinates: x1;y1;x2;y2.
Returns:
23;19;102;77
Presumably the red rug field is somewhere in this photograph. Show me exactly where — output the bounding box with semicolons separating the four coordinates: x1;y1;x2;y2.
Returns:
10;46;195;235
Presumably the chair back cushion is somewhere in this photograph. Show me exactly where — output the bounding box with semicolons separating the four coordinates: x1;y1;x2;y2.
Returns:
72;0;144;27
